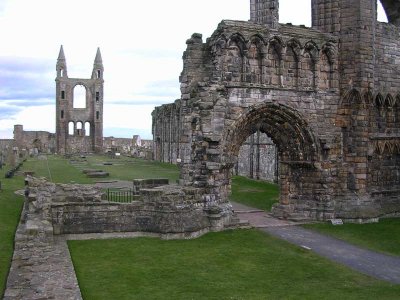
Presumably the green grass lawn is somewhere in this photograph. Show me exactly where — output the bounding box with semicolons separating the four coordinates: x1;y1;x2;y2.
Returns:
304;218;400;257
0;167;24;296
85;156;180;183
230;176;279;211
23;155;94;184
2;155;400;299
22;155;180;184
69;229;400;300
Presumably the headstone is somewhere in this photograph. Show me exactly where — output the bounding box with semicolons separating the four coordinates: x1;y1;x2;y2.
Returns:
330;219;344;226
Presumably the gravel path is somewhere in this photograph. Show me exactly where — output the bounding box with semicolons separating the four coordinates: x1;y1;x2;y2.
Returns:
232;201;400;284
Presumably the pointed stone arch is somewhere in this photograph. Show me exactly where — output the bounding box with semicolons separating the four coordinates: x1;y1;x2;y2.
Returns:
73;84;87;109
301;41;319;89
219;102;329;220
266;37;284;86
319;42;337;90
223;33;246;82
284;39;302;88
245;35;265;84
222;103;318;165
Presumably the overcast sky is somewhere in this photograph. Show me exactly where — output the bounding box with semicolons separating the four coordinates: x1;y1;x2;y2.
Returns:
0;0;387;139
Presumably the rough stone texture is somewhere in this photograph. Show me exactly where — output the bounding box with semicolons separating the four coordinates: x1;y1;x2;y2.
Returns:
132;178;169;194
0;139;13;165
236;131;277;182
21;176;238;236
13;124;56;155
152;0;400;222
4;232;82;300
103;136;132;153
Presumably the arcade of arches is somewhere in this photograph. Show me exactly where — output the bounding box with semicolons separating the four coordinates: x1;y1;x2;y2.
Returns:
153;0;400;223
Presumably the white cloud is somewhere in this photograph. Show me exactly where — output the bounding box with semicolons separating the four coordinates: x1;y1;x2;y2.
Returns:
3;0;387;141
104;104;154;131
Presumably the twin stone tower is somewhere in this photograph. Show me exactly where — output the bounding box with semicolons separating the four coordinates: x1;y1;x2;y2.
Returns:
55;46;104;154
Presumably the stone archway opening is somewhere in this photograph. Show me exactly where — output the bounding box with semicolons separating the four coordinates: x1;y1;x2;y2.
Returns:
220;103;327;220
236;131;278;183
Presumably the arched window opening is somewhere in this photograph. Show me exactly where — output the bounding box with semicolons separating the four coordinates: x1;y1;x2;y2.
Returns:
301;51;316;89
284;45;299;88
224;40;243;82
60;68;64;77
61;90;65;100
279;0;311;27
377;1;389;23
68;122;74;136
85;122;91;137
247;42;263;84
76;122;83;136
73;85;86;109
266;42;282;86
319;52;332;90
96;111;100;120
61;110;64;119
97;70;101;79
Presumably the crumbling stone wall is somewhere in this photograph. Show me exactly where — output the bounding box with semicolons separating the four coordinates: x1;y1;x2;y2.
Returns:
153;104;278;182
103;136;134;154
22;176;237;236
13;124;56;155
152;0;400;222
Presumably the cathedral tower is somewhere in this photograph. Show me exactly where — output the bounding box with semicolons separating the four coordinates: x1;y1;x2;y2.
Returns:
55;46;104;154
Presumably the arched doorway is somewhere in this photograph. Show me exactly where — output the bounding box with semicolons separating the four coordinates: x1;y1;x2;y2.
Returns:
219;103;330;220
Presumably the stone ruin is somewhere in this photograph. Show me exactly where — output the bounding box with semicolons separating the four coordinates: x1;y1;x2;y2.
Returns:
55;46;104;154
4;175;244;299
153;0;400;222
21;176;240;237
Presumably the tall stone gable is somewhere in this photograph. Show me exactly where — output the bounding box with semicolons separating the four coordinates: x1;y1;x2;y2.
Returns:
153;0;400;222
55;46;104;154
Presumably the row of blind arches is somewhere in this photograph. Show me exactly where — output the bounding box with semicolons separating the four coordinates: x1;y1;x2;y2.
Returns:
68;121;91;137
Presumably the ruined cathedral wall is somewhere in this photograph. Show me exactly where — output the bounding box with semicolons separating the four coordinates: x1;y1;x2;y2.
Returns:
202;21;342;141
175;20;345;220
236;132;277;182
152;99;280;183
152;101;184;164
14;125;56;154
374;22;400;92
368;21;400;193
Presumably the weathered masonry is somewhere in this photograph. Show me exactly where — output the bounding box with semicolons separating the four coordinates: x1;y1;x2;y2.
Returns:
56;46;104;154
152;103;278;182
153;0;400;222
236;132;277;182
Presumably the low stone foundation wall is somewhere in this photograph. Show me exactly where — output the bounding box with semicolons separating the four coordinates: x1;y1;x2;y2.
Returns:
24;176;239;237
52;202;210;235
4;177;241;299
